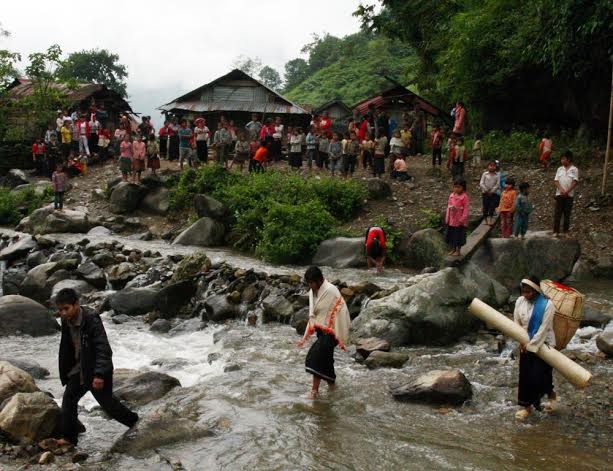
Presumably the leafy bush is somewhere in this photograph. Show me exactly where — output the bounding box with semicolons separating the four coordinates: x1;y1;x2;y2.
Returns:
420;208;444;231
169;165;239;211
256;201;335;264
0;187;52;226
306;177;366;220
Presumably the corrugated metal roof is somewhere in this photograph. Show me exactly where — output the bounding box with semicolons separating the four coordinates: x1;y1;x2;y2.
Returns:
159;100;308;115
159;69;309;115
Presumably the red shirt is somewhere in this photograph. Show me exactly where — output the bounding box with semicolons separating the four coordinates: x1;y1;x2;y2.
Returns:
320;117;332;131
159;127;167;137
358;119;369;141
365;226;386;250
253;146;268;163
32;143;46;155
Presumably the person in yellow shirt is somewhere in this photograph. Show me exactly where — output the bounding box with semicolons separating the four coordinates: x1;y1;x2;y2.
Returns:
60;120;72;161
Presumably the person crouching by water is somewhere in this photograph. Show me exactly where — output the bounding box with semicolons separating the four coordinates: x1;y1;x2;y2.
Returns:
297;267;351;399
55;288;138;446
365;225;386;273
513;276;558;420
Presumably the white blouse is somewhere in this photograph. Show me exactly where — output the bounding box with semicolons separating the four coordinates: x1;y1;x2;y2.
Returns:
513;296;556;352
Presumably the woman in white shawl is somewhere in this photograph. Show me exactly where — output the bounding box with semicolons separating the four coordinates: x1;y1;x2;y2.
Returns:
297;266;351;399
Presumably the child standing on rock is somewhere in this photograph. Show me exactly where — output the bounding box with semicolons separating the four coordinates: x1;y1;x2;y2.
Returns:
497;177;517;238
479;161;500;226
119;134;133;181
52;163;67;211
513;182;533;239
445;178;469;257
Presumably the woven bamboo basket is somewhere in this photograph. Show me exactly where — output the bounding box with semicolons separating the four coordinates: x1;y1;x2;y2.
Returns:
541;280;585;350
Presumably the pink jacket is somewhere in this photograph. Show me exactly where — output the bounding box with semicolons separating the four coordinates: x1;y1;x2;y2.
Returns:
453;106;466;135
132;141;146;160
445;192;470;228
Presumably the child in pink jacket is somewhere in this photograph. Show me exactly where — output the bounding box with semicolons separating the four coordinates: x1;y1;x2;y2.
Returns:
445;178;470;256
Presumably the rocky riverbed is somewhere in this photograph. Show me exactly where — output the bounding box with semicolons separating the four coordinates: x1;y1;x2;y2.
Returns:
0;227;611;470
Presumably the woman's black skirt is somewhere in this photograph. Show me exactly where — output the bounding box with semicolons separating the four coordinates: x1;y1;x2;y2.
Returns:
168;135;179;160
445;225;466;248
196;140;208;162
518;351;554;409
373;156;385;176
270;139;282;161
289;152;302;168
305;330;338;383
159;137;167;157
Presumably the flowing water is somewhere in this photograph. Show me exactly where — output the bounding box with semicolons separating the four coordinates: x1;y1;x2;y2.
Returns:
1;232;611;470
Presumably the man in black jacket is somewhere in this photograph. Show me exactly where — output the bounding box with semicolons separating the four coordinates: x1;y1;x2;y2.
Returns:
55;288;138;446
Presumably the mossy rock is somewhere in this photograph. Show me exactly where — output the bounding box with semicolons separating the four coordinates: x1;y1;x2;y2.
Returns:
171;251;212;282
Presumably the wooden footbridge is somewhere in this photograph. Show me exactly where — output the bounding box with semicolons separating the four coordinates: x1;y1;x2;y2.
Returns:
444;216;499;267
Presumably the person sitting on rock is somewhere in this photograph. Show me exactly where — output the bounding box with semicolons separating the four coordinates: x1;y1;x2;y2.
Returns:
55;288;138;446
513;276;558;420
365;226;386;273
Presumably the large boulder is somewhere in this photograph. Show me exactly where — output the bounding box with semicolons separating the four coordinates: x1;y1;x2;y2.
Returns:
171;251;211;282
112;369;181;406
50;279;95;303
593;255;613;279
17;205;92;234
312;237;366;268
472;236;580;290
13;181;53;196
76;261;106;289
202;294;239;322
172;217;226;247
109;182;146;214
26;250;48;268
1;169;28;188
106;262;137;290
364;351;409;369
154;280;198;317
0;358;49;379
365;179;392;199
0;295;58;337
20;262;61;303
2;265;28;295
290;306;309;335
351;263;509;346
141;187;170;215
107;287;158;316
398;228;446;269
194;194;228;219
87;226;113;237
262;294;295;323
596;329;613;357
0;361;39;404
355;337;391;359
0;392;60;443
390;369;473;406
0;235;37;262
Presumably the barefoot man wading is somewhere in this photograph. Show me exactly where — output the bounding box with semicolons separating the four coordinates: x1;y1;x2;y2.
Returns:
55;288;138;446
297;267;351;399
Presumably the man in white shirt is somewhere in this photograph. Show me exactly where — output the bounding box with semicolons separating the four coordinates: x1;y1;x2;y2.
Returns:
553;151;579;237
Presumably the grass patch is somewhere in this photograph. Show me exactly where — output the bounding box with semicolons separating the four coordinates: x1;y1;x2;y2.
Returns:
0;186;53;226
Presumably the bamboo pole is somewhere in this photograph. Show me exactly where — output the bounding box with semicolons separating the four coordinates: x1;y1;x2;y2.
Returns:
468;298;592;389
602;63;613;196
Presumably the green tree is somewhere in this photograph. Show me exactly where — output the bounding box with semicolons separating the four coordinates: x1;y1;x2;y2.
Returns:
283;58;309;91
258;65;282;91
56;48;128;97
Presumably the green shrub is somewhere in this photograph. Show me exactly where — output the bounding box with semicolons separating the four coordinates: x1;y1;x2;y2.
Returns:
420;208;444;231
0;187;52;226
256;201;335;264
306;177;366;220
169;165;239;211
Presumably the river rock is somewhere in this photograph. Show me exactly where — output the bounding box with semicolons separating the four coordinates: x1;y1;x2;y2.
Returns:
355;337;391;359
50;279;95;303
290;307;309;335
20;263;58;303
0;391;60;443
0;235;37;262
26;250;47;268
141;187;170;215
76;261;106;289
172;217;226;247
107;262;137;289
13;181;53;196
262;294;294;323
472;236;580;290
365;179;392;199
171;251;211;282
154;280;198;317
111;314;132;325
0;361;40;404
91;250;116;268
109;182;146;214
194;194;227;219
0;295;59;337
0;359;49;379
202;294;239;322
398;228;446;269
17;205;92;234
107;287;158;316
87;226;113;237
2;265;27;295
1;169;28;188
312;237;366;268
391;369;473;405
365;351;409;369
582;300;613;327
352;263;509;346
48;251;80;263
593;255;613;279
596;330;613;357
112;369;181;406
150;319;171;333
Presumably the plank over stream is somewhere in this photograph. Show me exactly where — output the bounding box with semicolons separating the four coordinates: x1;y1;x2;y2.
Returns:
445;216;499;267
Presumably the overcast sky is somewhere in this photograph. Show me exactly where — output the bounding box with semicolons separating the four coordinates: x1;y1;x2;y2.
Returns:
2;0;363;125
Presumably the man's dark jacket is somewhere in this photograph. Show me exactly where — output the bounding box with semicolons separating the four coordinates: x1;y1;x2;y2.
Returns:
59;307;114;387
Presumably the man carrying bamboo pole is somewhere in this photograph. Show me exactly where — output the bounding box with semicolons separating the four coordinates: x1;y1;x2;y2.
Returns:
513;276;558;419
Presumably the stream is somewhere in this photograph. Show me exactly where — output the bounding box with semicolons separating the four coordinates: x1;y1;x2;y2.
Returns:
1;232;612;470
